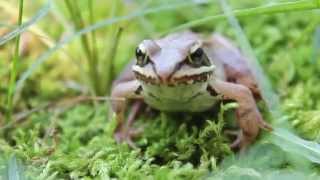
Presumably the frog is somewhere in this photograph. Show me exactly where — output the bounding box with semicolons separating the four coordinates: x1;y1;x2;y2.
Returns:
111;31;272;150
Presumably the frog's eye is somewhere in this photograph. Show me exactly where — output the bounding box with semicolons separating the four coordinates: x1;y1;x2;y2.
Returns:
135;45;149;66
188;48;211;67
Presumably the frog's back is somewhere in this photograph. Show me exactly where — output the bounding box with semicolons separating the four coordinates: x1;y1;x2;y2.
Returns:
203;33;261;97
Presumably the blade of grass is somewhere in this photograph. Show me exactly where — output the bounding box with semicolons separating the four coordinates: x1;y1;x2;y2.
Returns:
5;155;25;180
218;0;280;117
0;23;16;29
50;0;73;33
292;14;320;48
64;0;101;95
0;0;56;50
101;0;123;95
137;1;157;36
271;127;320;164
88;0;102;94
219;0;320;164
88;0;99;73
310;26;320;64
162;0;320;35
0;0;50;46
6;0;24;122
104;28;123;94
15;1;201;96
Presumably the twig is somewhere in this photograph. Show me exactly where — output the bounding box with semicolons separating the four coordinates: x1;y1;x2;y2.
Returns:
0;96;125;131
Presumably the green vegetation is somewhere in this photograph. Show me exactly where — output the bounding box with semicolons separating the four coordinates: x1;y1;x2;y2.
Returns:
0;0;320;179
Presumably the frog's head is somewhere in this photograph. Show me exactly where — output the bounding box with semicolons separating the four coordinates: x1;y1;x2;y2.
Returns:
132;32;215;86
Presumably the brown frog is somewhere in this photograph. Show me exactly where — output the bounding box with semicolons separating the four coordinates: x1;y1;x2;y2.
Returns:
111;32;272;150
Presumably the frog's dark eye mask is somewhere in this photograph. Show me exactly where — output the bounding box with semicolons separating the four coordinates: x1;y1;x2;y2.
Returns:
186;48;211;67
133;41;215;85
135;46;211;68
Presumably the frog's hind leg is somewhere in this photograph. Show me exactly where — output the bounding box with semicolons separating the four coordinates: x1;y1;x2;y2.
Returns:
206;34;261;98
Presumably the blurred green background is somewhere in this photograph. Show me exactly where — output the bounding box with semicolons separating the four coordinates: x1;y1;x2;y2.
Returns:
0;0;320;179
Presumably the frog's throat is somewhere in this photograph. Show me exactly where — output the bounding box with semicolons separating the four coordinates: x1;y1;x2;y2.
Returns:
132;65;215;85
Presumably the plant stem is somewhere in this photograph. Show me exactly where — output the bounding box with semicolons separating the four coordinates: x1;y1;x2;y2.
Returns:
104;28;123;94
6;0;24;122
88;0;100;95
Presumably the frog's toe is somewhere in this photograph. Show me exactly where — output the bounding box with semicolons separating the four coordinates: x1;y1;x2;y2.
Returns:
114;130;126;143
114;127;143;149
126;137;138;149
128;127;144;138
225;129;240;136
226;130;242;149
226;130;251;153
230;138;241;149
115;132;138;149
257;118;273;131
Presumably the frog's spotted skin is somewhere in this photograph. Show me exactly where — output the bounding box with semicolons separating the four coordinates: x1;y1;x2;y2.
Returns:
111;31;272;151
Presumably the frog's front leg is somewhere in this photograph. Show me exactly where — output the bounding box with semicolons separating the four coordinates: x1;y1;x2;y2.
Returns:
209;79;272;150
111;80;142;147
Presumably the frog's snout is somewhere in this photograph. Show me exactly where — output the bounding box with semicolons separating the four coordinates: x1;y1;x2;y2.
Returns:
157;71;172;84
154;64;176;84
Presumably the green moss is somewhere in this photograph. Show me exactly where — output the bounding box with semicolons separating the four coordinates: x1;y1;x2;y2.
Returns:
1;103;233;179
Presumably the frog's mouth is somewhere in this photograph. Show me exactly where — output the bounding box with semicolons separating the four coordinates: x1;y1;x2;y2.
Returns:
133;65;214;86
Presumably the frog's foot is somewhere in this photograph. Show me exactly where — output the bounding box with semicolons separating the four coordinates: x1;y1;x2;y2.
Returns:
115;127;143;149
226;129;256;152
234;106;272;150
225;130;242;149
257;118;273;131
